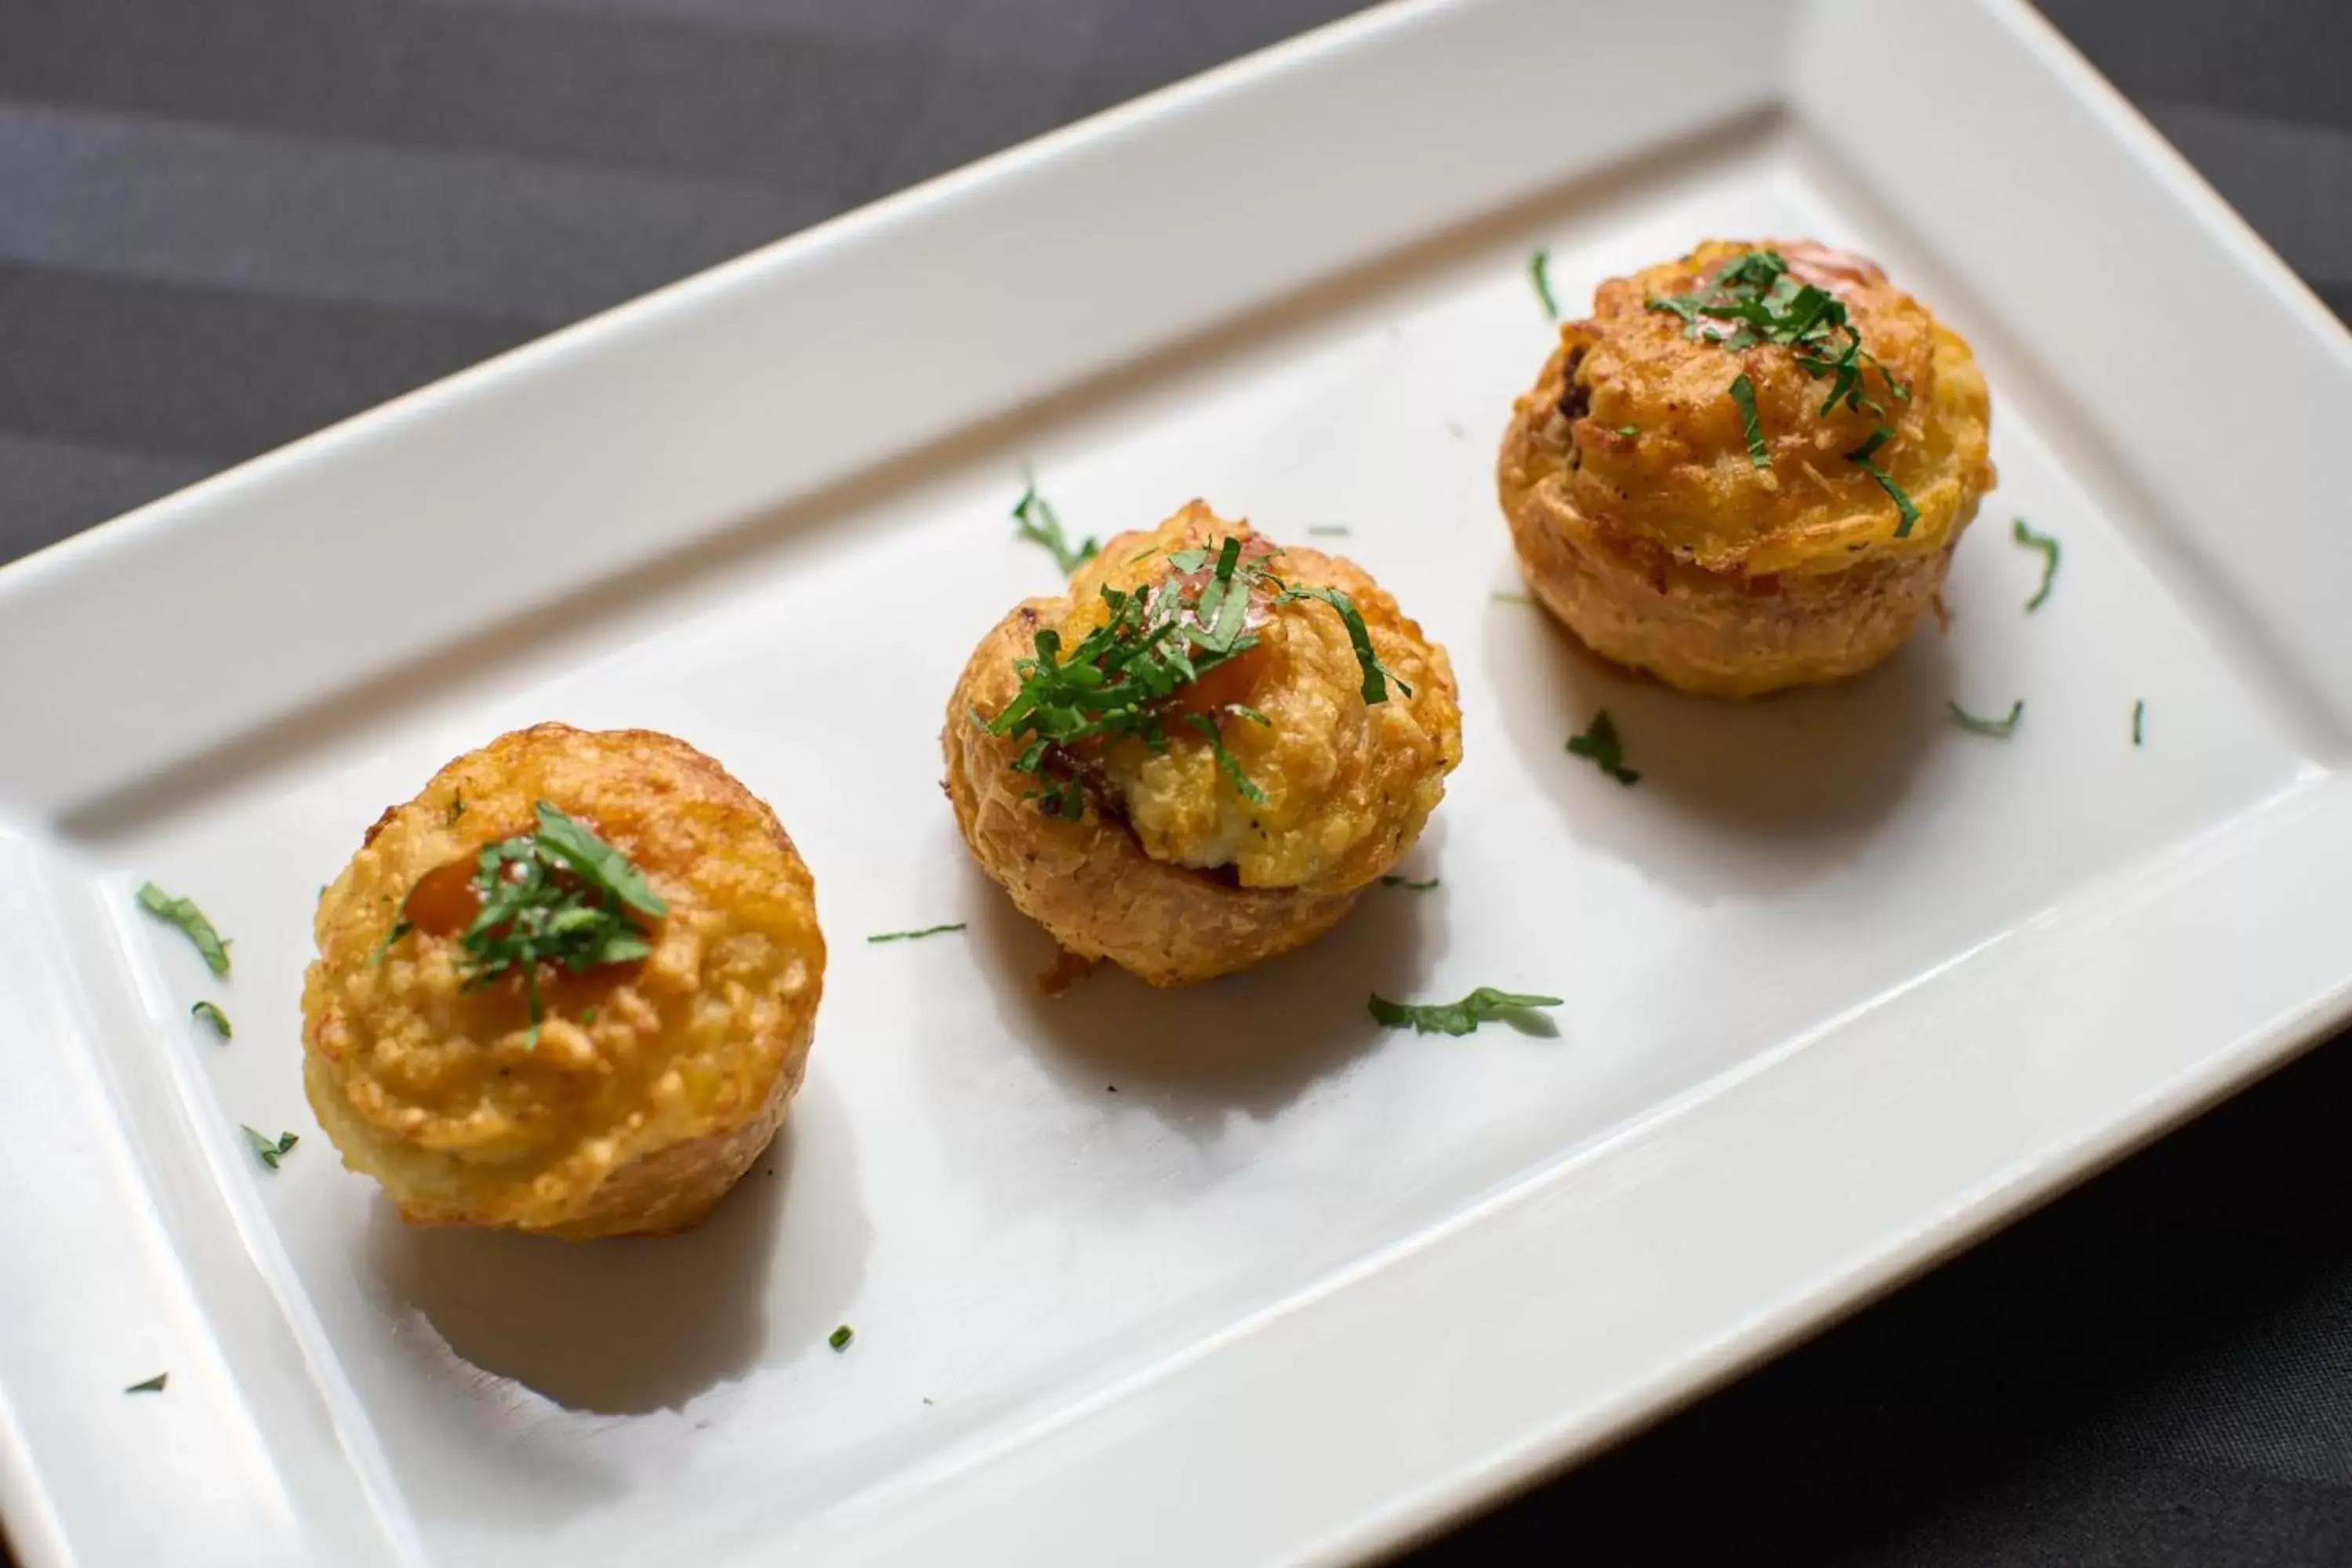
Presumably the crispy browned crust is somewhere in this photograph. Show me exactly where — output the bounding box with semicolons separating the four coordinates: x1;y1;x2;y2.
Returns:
1497;238;1994;697
304;722;823;1239
942;502;1459;987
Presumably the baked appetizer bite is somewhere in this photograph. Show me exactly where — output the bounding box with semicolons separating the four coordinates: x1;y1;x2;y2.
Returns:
945;502;1461;986
1499;239;1995;697
304;724;824;1239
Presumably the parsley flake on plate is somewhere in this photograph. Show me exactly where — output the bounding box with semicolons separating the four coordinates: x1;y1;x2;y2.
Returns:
1529;247;1560;320
2012;517;2061;611
1010;467;1098;575
1566;710;1640;786
241;1126;299;1171
2132;699;2146;746
829;1324;855;1352
136;883;231;977
867;924;967;943
1949;699;2024;739
1367;988;1563;1036
1380;875;1439;891
124;1373;168;1395
189;1000;232;1040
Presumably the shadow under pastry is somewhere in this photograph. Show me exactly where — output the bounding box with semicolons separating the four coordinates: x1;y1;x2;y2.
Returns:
1487;595;1954;903
366;1074;869;1417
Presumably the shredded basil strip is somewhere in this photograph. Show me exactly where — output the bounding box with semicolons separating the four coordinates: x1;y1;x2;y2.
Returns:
1367;988;1563;1036
136;883;231;977
1728;373;1769;468
1948;699;2024;739
2012;517;2061;611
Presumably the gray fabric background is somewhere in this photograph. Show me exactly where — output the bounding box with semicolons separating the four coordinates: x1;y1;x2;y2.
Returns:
4;1;2350;1563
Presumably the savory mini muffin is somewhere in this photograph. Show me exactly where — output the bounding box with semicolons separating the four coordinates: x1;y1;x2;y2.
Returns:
304;724;824;1238
1499;239;1995;696
946;501;1461;985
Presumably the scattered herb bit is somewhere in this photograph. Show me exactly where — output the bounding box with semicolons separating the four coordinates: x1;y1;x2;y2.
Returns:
2132;699;2146;747
1491;590;1535;605
1307;525;1352;537
828;1324;855;1352
581;1006;598;1025
981;537;1399;818
318;884;327;901
369;916;413;967
1380;875;1439;891
1727;373;1769;469
2012;517;2061;611
1648;249;1918;531
1566;710;1641;785
136;884;231;977
124;1373;169;1394
446;793;467;826
1529;247;1559;320
1615;424;1640;437
1848;432;1920;537
1948;699;2024;739
440;803;668;1050
1186;713;1269;804
1106;1084;1119;1093
1010;468;1098;575
866;924;968;943
241;1126;299;1171
1275;582;1408;703
189;1000;232;1040
1367;988;1563;1036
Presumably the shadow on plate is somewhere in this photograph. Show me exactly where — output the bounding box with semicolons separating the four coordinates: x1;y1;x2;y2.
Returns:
964;818;1450;1129
1485;595;1954;902
367;1074;869;1416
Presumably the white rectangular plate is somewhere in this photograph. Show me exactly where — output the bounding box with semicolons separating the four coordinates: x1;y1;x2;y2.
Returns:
6;2;2352;1564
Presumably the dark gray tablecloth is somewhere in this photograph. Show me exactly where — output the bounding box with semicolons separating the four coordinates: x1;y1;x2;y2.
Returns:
4;2;2348;1563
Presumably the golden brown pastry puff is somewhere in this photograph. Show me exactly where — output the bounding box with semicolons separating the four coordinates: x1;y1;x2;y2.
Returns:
1499;239;1995;696
304;724;824;1239
945;501;1461;986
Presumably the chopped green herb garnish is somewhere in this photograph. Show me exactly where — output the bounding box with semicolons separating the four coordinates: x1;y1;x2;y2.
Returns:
581;1006;598;1025
1566;710;1640;785
2012;517;2061;611
1615;424;1640;437
136;884;231;977
1275;583;1408;704
1186;713;1269;804
189;1000;232;1040
1307;525;1351;537
1529;247;1559;320
1848;433;1920;537
1949;699;2024;739
1010;468;1098;575
866;924;967;943
369;916;412;967
124;1373;168;1394
1727;373;1769;469
1367;988;1563;1036
828;1324;855;1352
241;1126;299;1170
446;793;466;826
1380;875;1439;891
1649;249;1918;532
2132;699;2146;747
1491;590;1535;605
980;538;1399;818
433;803;667;1049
